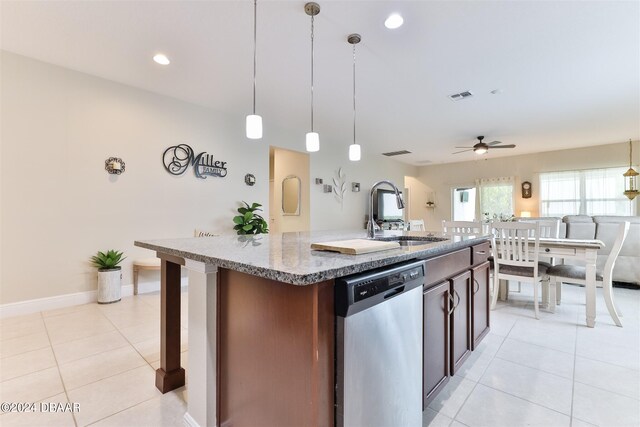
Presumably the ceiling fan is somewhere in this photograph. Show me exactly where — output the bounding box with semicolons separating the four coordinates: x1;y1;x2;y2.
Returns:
453;136;516;155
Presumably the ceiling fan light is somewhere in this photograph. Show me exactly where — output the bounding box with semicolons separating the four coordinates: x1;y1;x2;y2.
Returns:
349;143;361;161
306;132;320;152
474;147;488;155
246;114;262;139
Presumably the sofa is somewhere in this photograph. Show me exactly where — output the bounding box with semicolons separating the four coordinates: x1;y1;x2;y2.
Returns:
563;215;640;285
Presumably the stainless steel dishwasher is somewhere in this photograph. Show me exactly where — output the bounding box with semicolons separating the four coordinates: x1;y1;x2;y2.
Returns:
335;260;424;427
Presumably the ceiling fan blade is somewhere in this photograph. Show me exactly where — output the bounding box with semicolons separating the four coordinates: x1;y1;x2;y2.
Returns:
488;144;516;149
452;148;474;154
487;140;503;146
454;146;474;148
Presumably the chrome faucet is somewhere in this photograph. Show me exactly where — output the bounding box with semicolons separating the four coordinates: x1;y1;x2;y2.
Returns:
367;180;405;239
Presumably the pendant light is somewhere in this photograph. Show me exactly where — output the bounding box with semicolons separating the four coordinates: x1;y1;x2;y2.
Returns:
623;139;639;200
348;33;361;161
305;2;320;152
246;0;262;139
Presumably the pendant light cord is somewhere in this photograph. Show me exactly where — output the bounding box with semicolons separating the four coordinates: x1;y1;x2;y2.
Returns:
310;14;315;132
252;0;257;115
352;43;356;145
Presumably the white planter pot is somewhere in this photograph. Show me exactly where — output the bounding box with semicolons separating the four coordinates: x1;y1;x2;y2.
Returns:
97;267;122;304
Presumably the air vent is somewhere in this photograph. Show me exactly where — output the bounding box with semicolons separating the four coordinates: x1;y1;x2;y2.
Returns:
382;150;412;157
448;90;473;101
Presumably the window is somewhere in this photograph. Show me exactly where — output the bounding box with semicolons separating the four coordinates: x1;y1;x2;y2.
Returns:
539;167;633;216
476;177;515;220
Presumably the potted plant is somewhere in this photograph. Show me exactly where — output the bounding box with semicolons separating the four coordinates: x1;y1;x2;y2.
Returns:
91;250;125;304
233;201;269;235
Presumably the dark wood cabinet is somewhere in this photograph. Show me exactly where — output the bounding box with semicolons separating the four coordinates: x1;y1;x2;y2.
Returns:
471;261;491;350
423;281;450;408
449;270;472;374
422;240;491;408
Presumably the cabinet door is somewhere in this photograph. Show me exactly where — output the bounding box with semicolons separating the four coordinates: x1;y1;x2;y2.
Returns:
471;261;491;350
450;270;471;375
423;281;450;409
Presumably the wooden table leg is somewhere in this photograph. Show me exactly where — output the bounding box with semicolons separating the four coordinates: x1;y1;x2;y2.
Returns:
585;249;597;328
156;258;185;392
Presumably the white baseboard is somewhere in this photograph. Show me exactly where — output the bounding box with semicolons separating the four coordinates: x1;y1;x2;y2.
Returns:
0;278;188;319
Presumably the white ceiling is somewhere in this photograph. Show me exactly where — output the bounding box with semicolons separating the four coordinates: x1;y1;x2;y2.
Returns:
2;0;639;165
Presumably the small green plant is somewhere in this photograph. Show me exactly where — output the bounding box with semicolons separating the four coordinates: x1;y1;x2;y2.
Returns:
91;250;126;270
233;201;269;235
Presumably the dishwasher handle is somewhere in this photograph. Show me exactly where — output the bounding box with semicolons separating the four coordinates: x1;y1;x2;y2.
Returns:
383;285;405;299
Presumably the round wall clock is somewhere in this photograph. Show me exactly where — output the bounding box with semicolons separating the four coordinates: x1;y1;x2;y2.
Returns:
522;181;532;198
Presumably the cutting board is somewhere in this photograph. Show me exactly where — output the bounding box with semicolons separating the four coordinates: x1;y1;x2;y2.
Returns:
310;239;400;255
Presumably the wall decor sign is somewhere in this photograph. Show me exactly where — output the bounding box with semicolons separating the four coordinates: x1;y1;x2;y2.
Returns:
163;144;228;179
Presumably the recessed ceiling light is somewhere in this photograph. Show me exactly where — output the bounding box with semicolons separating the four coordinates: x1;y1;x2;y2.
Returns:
384;13;403;29
153;54;170;65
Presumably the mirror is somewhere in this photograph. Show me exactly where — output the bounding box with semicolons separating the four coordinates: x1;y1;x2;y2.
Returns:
282;175;301;216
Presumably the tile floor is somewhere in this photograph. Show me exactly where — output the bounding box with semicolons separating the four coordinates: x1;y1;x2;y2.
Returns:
0;284;638;427
0;290;188;427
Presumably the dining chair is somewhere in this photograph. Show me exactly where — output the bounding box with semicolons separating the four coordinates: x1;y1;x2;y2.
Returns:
514;218;561;295
442;220;483;236
490;221;550;319
547;221;630;326
409;219;425;231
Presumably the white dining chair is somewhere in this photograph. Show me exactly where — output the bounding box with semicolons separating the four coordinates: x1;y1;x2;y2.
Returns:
514;218;561;295
490;221;550;319
409;219;425;231
547;221;630;326
442;220;483;236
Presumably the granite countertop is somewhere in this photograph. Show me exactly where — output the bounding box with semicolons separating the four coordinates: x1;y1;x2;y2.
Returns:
134;230;491;286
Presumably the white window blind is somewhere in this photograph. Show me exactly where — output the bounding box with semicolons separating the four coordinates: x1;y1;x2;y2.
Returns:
539;167;633;216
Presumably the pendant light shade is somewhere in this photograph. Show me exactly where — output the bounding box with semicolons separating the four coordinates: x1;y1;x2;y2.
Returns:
349;143;361;161
348;33;361;162
306;132;320;152
305;3;320;152
246;0;262;140
246;114;262;139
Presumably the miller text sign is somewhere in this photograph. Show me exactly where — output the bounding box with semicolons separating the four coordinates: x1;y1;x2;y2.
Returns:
163;144;228;179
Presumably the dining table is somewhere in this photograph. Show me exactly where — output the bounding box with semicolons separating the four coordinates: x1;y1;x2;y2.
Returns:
496;237;606;328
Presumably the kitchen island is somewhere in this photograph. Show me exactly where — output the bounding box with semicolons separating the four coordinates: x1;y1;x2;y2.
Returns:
134;230;491;427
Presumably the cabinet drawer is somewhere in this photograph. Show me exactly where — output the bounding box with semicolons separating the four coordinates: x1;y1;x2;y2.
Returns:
542;247;576;257
424;248;471;287
471;241;491;266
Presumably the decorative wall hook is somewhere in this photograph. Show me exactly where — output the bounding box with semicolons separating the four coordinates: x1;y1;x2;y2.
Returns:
105;157;125;175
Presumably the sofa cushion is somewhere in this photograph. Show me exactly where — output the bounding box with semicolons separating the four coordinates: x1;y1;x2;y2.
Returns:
564;215;596;240
593;216;640;284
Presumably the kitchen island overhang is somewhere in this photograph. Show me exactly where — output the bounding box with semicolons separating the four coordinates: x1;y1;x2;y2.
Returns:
134;230;491;427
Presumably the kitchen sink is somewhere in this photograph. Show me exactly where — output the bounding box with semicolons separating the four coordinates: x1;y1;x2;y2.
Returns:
373;236;449;246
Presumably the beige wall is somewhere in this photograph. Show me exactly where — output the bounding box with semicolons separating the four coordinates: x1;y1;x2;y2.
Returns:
309;148;416;231
417;141;640;230
404;176;434;227
0;51;417;304
270;147;310;233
